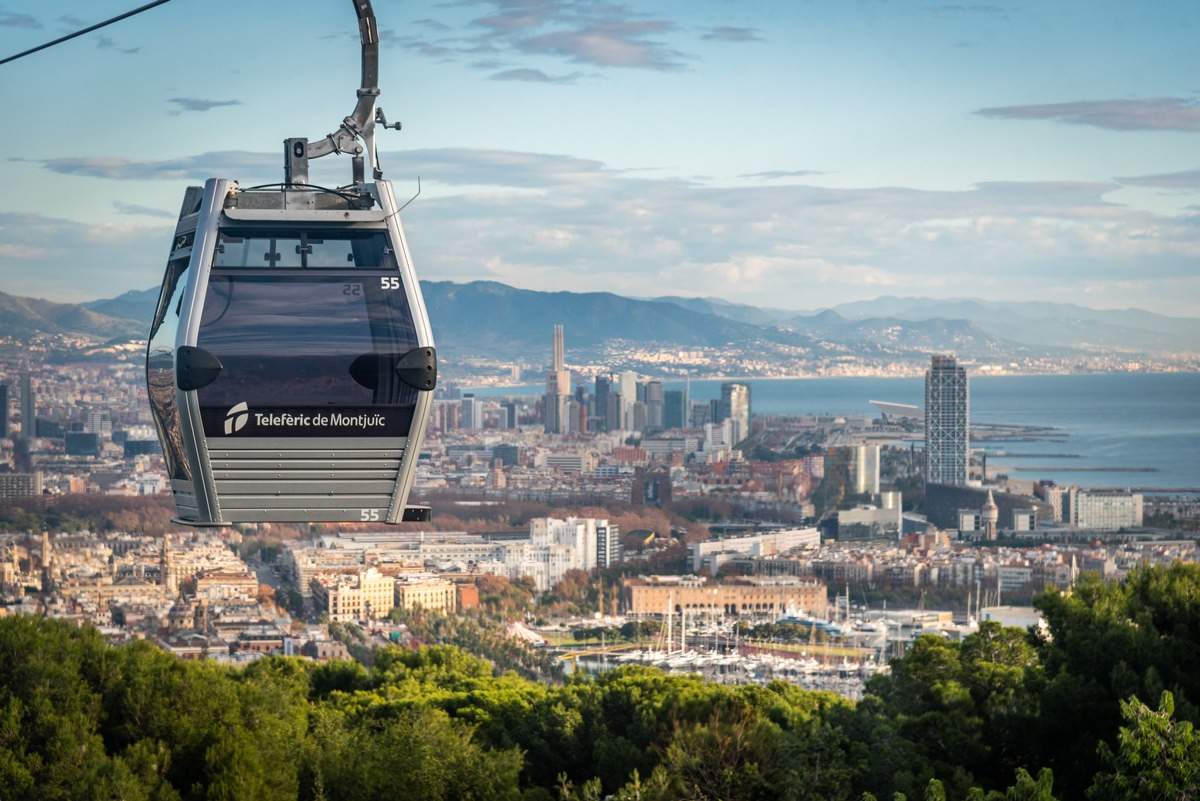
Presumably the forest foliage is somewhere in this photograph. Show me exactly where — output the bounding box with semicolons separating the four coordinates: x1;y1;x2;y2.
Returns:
2;562;1200;801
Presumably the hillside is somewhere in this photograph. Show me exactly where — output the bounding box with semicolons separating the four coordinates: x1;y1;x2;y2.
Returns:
0;290;142;340
3;282;1198;373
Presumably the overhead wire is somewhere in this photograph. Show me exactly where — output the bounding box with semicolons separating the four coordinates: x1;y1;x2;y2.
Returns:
0;0;172;66
242;183;368;204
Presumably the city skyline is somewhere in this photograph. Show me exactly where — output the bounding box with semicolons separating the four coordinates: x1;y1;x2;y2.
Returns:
0;1;1196;318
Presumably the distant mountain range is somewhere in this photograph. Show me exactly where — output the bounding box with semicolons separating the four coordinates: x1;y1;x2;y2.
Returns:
0;291;142;340
1;282;1197;371
651;293;1200;356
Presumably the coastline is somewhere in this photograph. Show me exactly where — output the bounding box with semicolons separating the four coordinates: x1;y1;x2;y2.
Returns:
456;373;1200;490
463;368;1200;393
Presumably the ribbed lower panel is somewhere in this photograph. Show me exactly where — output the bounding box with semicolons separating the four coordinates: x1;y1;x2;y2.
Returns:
203;437;407;523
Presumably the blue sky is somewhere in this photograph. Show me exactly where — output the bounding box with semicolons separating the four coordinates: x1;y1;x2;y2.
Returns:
1;0;1197;317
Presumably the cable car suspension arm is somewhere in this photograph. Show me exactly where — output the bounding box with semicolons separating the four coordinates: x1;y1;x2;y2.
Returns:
285;0;400;186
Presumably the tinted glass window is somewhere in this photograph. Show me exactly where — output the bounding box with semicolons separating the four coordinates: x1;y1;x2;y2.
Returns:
214;230;397;269
194;269;419;435
146;256;191;480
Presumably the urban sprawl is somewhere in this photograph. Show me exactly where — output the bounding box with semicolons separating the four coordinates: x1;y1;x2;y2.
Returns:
0;331;1196;697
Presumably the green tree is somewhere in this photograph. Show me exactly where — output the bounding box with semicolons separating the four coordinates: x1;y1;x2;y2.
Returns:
620;620;662;642
775;716;865;801
958;622;1044;787
865;622;1046;799
1086;691;1200;801
1033;563;1200;795
0;616;118;801
652;706;777;801
980;768;1059;801
303;705;523;801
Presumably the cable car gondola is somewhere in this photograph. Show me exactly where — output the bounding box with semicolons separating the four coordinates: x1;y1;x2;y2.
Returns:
146;0;435;525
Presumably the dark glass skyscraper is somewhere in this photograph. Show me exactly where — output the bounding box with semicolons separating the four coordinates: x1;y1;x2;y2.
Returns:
644;380;664;433
19;372;34;440
594;375;611;432
663;389;686;429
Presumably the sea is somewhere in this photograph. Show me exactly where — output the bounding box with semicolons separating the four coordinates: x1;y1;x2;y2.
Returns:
469;373;1200;493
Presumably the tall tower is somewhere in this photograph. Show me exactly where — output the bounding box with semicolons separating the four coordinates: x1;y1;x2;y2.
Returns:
663;389;686;429
644;380;664;433
720;383;751;444
544;325;571;434
553;324;564;375
19;372;34;440
850;444;881;495
161;534;178;596
460;394;484;429
925;355;969;486
594;375;611;433
618;371;638;431
684;373;691;427
981;490;999;541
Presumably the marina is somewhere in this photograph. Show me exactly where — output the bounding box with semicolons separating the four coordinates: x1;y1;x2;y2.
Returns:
552;606;994;700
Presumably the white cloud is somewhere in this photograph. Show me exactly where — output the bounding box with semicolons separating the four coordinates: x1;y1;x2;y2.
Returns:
23;151;279;182
5;146;1198;317
0;10;38;28
397;0;694;74
0;211;169;303
1115;168;1200;190
0;243;43;258
488;67;584;83
976;97;1200;132
700;26;764;43
396;148;1200;314
167;97;242;115
114;201;174;218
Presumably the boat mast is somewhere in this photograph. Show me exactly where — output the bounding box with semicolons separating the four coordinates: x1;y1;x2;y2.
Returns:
666;591;673;655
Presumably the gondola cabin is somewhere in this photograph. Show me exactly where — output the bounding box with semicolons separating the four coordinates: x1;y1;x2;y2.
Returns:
146;178;435;525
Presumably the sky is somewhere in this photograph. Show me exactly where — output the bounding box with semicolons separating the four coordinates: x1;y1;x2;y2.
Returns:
0;0;1197;317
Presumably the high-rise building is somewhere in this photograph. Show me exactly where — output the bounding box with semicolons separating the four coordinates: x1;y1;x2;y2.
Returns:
850;444;881;495
721;382;751;444
19;372;34;440
501;400;520;429
630;401;647;434
85;409;113;437
594;375;611;432
461;394;484;429
618;371;638;431
564;399;581;434
544;325;571;434
683;374;691;426
663;390;686;429
510;517;610;591
925;355;969;486
644;380;664;433
605;392;623;433
596;521;622;569
544;394;566;435
0;384;8;439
